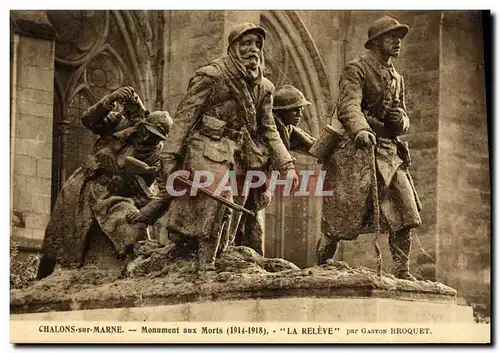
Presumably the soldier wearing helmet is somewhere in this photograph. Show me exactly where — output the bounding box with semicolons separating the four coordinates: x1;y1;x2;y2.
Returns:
159;22;299;270
37;88;173;279
318;16;422;281
233;85;318;254
272;85;317;155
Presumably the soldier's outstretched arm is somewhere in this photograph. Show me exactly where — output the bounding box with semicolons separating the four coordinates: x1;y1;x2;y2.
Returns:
81;86;135;135
161;74;215;161
127;164;170;225
80;97;116;134
337;63;373;139
127;198;171;225
259;83;295;171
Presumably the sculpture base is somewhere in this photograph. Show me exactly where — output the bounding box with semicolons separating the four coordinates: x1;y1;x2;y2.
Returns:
11;245;470;323
11;296;472;323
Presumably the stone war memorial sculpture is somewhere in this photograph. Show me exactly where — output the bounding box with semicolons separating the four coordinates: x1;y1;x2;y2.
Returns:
9;10;490;344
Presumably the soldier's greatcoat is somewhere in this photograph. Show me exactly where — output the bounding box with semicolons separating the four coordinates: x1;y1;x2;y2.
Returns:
162;55;294;240
41;103;160;268
274;115;317;155
322;50;422;240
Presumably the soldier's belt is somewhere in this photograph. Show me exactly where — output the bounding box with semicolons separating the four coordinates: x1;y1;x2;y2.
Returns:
93;169;116;185
198;114;247;142
222;127;244;141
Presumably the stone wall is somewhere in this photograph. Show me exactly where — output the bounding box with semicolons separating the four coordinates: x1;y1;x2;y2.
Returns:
264;153;322;268
436;11;490;306
11;37;55;249
11;12;56;250
295;10;344;109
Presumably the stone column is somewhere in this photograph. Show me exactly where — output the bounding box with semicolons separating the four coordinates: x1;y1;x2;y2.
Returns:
10;11;57;250
436;11;490;306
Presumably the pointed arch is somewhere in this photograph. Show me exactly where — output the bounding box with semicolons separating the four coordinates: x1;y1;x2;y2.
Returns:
49;10;159;199
260;10;334;137
111;10;155;108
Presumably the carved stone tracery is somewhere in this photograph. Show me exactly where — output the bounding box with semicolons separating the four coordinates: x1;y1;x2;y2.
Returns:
50;10;110;67
261;10;334;137
48;10;157;197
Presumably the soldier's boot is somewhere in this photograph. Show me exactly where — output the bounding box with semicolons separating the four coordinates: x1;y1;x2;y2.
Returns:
389;229;416;281
36;253;56;280
198;237;217;272
125;244;136;263
315;234;339;265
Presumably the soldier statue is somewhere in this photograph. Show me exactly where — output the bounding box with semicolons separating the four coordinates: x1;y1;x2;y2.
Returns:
37;87;172;279
159;22;299;270
317;16;422;281
273;85;317;154
235;85;318;253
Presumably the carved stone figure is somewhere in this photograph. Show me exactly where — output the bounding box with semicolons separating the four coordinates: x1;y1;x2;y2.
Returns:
37;87;172;279
160;22;299;270
273;85;317;154
317;16;422;281
235;85;317;254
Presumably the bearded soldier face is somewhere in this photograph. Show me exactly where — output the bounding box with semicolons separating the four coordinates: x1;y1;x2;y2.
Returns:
237;33;263;70
375;32;403;58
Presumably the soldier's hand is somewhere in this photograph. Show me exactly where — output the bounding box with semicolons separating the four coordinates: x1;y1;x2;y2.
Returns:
385;107;409;134
126;211;147;224
354;130;376;150
386;107;406;121
284;167;300;193
291;169;300;192
255;189;273;211
106;86;135;105
280;162;299;193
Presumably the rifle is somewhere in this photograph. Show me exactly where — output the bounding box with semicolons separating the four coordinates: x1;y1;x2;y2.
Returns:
125;156;255;217
173;176;256;217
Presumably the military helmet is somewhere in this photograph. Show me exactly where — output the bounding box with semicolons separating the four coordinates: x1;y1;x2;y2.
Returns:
364;16;409;49
142;111;173;140
273;85;312;110
227;22;266;48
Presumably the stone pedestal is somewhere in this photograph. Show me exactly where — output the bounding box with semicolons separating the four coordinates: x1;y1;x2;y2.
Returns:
11;246;477;345
11;247;471;323
11;296;472;323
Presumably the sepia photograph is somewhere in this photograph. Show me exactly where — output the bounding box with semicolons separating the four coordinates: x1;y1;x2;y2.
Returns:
8;8;491;344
